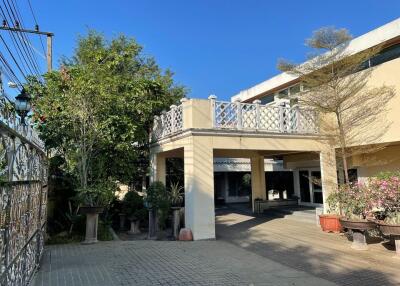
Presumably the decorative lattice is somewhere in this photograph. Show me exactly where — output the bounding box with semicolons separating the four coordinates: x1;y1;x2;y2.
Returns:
213;100;318;134
152;104;184;140
214;101;238;128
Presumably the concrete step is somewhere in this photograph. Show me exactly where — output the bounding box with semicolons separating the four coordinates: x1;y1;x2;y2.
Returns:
264;207;317;224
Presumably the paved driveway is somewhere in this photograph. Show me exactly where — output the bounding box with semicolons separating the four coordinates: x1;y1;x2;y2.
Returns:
33;239;336;286
216;207;400;286
33;207;400;286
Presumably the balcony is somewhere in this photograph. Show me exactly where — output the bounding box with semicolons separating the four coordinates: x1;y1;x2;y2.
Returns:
152;96;319;141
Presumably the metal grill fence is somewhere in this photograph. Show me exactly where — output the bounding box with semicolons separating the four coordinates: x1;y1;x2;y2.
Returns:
0;96;47;286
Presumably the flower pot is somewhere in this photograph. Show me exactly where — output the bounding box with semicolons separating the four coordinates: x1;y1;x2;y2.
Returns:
377;221;400;258
339;218;376;251
319;214;342;233
79;206;104;245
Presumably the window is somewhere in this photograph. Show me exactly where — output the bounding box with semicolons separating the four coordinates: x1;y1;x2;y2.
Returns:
289;84;301;96
370;43;400;67
260;94;274;105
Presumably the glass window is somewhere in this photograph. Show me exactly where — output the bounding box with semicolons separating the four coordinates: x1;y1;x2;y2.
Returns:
370;43;400;67
289;84;300;96
277;88;289;98
260;95;274;105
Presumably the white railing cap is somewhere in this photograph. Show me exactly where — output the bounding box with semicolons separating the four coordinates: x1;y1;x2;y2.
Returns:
208;94;217;100
252;99;261;104
170;104;177;109
180;97;188;103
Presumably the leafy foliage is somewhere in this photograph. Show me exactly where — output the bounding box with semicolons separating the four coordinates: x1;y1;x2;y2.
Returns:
145;181;170;229
75;180;117;207
122;191;146;221
169;182;184;207
27;30;185;187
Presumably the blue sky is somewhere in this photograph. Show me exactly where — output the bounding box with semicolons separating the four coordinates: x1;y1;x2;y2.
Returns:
8;1;400;100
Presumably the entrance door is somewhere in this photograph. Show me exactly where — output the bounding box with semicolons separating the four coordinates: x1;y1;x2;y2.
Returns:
299;170;311;203
311;171;323;204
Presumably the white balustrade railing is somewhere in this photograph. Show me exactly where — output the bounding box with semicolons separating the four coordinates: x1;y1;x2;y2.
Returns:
213;100;319;134
152;104;183;140
152;98;319;141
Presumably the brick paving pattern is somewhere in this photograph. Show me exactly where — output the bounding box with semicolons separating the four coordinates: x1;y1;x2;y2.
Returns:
216;208;400;286
33;240;336;286
32;207;400;286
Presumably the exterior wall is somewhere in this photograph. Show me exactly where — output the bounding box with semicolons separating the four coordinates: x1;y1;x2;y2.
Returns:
350;144;400;181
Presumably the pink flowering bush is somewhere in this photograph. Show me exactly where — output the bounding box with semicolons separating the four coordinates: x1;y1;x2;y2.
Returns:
327;171;400;223
327;182;374;219
369;172;400;224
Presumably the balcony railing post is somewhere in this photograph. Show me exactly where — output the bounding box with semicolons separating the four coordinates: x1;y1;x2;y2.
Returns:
161;110;167;137
234;99;242;130
208;94;217;128
291;104;299;133
279;102;286;133
170;105;177;133
253;99;261;130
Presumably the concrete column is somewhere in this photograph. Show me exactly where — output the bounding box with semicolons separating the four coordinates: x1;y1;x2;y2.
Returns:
149;152;166;185
184;136;215;240
320;147;338;213
251;155;266;212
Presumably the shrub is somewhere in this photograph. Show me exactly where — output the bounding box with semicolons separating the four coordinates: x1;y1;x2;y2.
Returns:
76;180;117;207
145;181;170;229
122;191;146;221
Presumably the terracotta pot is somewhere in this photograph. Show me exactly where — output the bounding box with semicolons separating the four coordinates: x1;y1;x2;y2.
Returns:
178;228;193;241
377;221;400;236
339;218;376;231
79;206;104;215
319;214;342;233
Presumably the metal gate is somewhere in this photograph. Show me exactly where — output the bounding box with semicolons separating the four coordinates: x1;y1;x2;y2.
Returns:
0;96;47;286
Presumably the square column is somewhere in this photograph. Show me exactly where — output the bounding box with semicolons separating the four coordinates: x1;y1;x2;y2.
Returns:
251;155;266;212
320;147;338;213
184;137;215;240
150;152;166;185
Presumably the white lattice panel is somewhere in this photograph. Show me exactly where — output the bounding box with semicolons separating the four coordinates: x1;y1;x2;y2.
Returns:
214;102;238;128
259;106;281;131
151;104;184;140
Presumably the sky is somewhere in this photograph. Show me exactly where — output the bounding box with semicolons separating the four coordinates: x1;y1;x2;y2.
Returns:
5;1;400;101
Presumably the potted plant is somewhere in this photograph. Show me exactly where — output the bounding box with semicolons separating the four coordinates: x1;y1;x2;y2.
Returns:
334;183;376;250
122;191;147;235
369;173;400;257
321;191;343;233
144;181;169;239
169;182;184;240
76;180;116;244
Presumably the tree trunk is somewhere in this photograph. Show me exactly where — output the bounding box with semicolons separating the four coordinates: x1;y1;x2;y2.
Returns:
336;113;350;184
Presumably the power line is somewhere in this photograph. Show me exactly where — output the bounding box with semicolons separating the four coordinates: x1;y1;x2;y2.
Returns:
0;2;39;79
5;0;42;77
26;0;46;56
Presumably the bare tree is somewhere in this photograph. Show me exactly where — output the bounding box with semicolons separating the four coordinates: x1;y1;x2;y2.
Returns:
278;27;396;184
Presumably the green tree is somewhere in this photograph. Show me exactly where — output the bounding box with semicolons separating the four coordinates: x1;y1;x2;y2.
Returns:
27;31;186;189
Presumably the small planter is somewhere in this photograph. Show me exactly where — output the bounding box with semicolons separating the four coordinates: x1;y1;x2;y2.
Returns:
377;221;400;258
79;206;104;244
127;215;141;235
171;206;182;240
319;214;342;233
339;218;376;250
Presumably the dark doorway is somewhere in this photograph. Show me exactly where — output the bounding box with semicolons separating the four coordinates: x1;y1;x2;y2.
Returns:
299;170;311;202
265;171;294;199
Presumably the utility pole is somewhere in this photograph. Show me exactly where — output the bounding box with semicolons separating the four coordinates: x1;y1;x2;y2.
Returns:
0;25;54;72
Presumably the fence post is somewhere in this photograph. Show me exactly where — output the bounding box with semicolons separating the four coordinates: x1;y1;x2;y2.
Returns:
291;104;299;133
253;100;261;130
279;102;286;133
170;105;177;133
208;94;217;128
234;99;242;130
